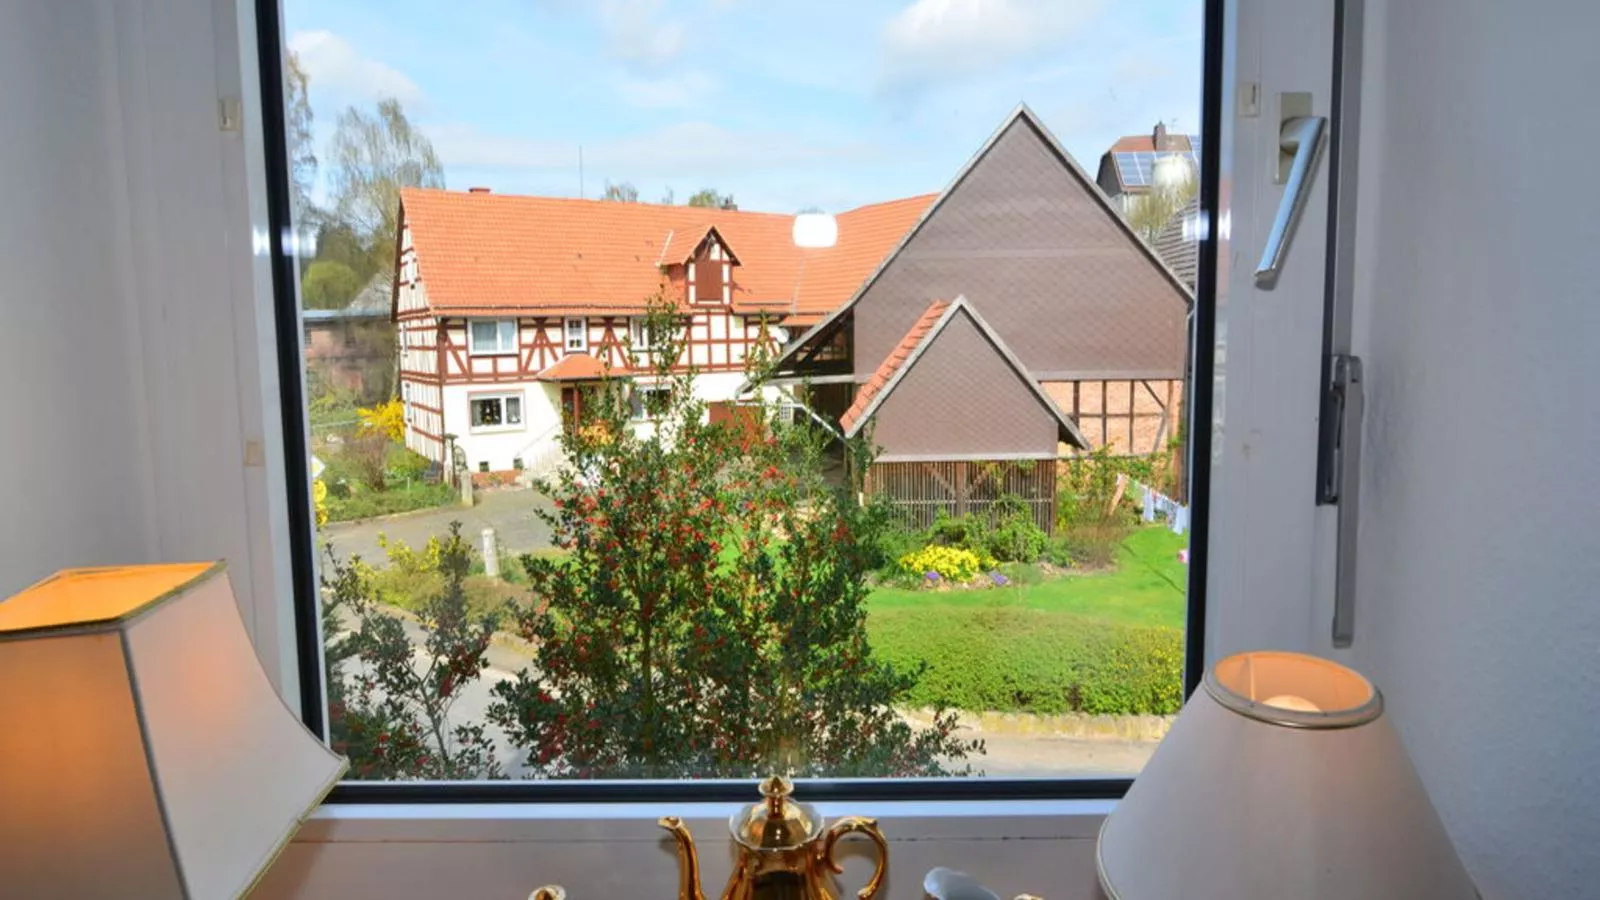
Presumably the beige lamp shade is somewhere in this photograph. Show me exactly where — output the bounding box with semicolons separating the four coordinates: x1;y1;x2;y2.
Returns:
0;563;347;899
1097;651;1477;900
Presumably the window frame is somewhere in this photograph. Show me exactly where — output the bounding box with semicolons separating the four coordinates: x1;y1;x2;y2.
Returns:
468;318;518;356
468;391;525;433
564;316;588;352
257;0;1224;804
630;316;661;353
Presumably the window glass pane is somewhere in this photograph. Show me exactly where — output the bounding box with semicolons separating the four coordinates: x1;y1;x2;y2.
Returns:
470;320;498;351
471;397;503;427
285;0;1201;783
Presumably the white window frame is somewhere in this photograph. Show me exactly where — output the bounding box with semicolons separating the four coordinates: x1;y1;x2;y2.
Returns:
629;384;672;420
468;318;518;356
630;316;661;353
231;0;1348;855
468;391;525;433
564;316;588;352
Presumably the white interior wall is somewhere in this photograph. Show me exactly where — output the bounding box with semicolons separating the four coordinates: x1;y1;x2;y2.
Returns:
1350;2;1600;897
0;2;159;588
0;0;298;694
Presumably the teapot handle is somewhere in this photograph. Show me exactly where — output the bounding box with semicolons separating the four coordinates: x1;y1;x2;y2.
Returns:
820;816;889;900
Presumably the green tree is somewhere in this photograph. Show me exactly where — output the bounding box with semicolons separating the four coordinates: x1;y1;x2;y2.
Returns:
286;52;318;224
328;98;444;289
312;219;381;285
323;525;504;780
1124;156;1197;243
687;188;736;210
488;297;979;778
601;181;640;202
300;259;363;309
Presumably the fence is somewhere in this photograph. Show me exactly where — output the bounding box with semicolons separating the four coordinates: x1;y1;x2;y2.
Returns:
863;459;1057;534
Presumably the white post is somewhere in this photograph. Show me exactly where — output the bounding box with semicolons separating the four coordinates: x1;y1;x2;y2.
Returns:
481;527;499;579
459;470;474;508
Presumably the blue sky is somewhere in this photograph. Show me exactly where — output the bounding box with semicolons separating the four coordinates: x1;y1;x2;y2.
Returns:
287;0;1201;214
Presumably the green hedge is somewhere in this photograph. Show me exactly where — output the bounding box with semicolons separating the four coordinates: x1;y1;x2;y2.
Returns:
869;605;1183;716
326;481;456;523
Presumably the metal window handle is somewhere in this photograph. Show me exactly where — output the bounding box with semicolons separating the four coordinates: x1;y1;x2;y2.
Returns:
1254;116;1329;287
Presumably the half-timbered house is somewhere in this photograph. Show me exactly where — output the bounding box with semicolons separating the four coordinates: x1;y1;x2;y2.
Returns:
393;187;932;474
767;105;1192;529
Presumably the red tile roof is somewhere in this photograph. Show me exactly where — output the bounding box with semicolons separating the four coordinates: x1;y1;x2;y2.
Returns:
537;352;606;381
399;190;933;321
1107;133;1196;153
839;300;951;434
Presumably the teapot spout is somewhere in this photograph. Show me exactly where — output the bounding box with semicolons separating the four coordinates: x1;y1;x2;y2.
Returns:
658;816;707;900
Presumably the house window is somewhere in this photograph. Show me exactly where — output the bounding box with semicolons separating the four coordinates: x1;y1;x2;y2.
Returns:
469;318;517;355
565;317;588;352
470;392;523;431
629;385;672;420
631;317;663;352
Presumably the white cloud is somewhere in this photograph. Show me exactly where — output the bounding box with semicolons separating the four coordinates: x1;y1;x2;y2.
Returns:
600;0;686;67
614;72;717;109
288;30;423;107
880;0;1105;86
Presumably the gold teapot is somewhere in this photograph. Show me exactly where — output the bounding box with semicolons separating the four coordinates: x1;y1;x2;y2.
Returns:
659;775;889;900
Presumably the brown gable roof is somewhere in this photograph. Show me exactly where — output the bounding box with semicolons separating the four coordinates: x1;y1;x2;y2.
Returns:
839;300;950;433
838;296;1087;449
774;104;1191;382
399;189;932;321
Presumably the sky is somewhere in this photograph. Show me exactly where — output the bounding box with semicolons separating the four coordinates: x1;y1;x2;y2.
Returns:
286;0;1202;214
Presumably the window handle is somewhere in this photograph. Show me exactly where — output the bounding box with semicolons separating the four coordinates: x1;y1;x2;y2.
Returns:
1254;115;1328;287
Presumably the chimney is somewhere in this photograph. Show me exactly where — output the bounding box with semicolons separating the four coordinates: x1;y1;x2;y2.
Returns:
1152;122;1169;151
468;186;491;194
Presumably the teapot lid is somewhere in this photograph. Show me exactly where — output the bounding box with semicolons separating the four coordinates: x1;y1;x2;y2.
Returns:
729;776;820;850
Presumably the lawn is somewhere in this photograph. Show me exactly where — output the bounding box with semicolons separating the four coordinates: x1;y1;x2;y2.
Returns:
866;527;1188;716
867;527;1188;629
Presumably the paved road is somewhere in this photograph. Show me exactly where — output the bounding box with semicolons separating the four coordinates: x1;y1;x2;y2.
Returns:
323;487;556;566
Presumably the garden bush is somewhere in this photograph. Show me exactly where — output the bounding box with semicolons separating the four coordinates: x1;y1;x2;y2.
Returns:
984;495;1048;562
870;606;1183;716
325;480;455;523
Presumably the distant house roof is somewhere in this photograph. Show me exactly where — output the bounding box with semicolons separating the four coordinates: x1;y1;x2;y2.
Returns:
837;296;1087;449
302;276;392;322
397;189;932;324
1096;124;1201;196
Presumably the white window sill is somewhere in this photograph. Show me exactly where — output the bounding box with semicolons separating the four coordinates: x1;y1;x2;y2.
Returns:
469;425;526;435
467;350;518;357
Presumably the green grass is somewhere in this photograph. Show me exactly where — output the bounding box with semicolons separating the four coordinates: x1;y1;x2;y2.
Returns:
866;527;1188;716
867;527;1188;629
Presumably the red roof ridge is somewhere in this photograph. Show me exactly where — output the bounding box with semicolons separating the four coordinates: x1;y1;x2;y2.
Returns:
839;299;953;434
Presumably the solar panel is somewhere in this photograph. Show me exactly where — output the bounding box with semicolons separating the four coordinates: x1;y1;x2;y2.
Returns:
1113;149;1201;189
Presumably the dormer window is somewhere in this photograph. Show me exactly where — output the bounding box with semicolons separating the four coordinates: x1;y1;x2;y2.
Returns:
685;227;739;306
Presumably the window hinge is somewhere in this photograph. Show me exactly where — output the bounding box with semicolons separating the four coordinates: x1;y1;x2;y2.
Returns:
1318;354;1364;647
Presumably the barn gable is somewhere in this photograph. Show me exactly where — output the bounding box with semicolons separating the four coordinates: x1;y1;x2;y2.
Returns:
843;297;1087;460
774;105;1191;385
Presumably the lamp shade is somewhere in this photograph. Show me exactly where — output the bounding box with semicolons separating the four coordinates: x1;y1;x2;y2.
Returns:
0;563;347;899
1097;651;1476;900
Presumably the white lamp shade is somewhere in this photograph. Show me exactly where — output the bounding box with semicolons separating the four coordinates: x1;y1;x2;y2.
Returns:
1097;651;1476;900
0;563;347;899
